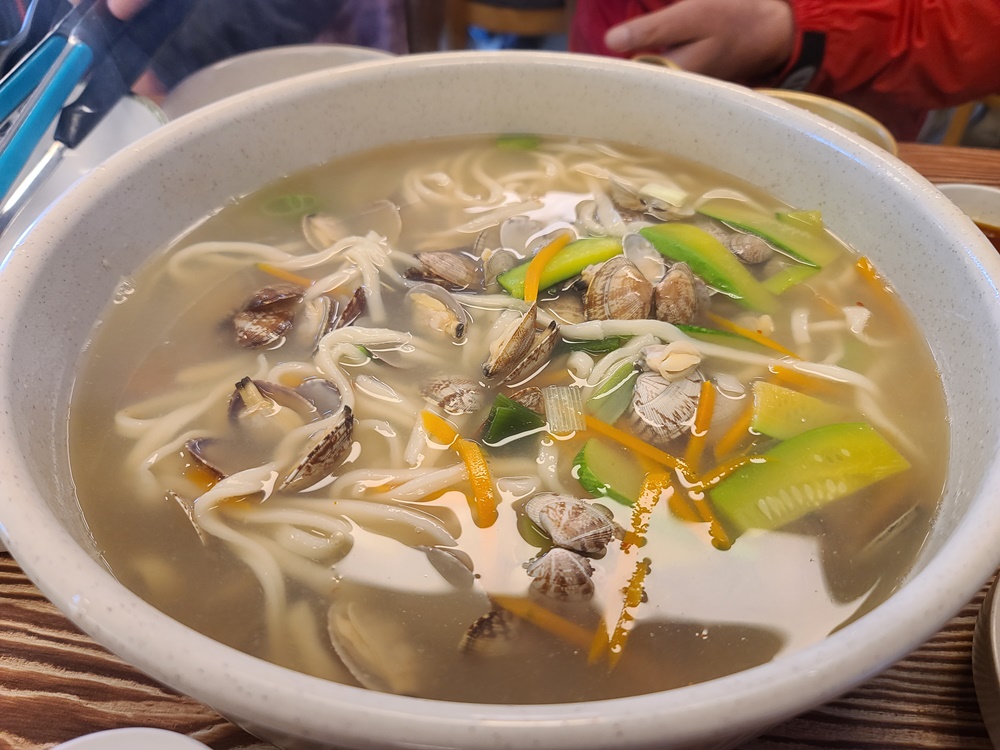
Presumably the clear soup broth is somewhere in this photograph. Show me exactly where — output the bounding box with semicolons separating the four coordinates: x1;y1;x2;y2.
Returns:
70;135;947;703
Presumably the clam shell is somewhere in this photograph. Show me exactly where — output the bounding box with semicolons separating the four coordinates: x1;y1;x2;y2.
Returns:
583;255;653;321
183;438;226;482
500;320;560;385
405;250;481;290
302;212;348;251
420;375;486;415
653;261;700;325
483;248;518;291
327;598;419;694
609;177;646;214
508;386;544;415
335;287;368;330
232;284;303;348
623;232;667;283
459;608;519;656
540;292;585;325
482;303;537;380
499;215;544;254
728;231;775;264
228;378;316;425
627;370;703;445
281;406;354;490
525;493;617;555
406;283;469;340
526;547;595;601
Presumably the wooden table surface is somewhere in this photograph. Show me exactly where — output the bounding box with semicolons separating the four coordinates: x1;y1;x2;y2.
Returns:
3;141;1000;750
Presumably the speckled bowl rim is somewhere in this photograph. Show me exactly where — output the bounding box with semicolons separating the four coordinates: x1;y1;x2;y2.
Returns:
2;51;1000;749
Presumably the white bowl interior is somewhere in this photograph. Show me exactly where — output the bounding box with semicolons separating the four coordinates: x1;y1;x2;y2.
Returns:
3;52;1000;749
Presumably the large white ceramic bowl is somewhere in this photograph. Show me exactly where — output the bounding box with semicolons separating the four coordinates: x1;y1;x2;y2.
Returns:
2;51;1000;750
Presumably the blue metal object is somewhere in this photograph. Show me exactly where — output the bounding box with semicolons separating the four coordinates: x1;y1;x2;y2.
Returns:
0;0;188;237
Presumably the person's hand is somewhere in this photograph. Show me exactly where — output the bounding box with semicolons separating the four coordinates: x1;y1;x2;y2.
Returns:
106;0;153;21
604;0;795;81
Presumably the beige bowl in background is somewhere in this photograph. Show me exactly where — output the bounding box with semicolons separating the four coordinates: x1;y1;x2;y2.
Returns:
756;89;899;155
2;51;1000;750
160;44;393;120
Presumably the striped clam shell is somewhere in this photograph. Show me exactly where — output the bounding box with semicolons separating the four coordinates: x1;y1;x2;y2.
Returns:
627;370;703;445
459;608;520;656
232;284;303;348
583;255;653;321
526;547;595;602
420;375;486;415
525;493;616;555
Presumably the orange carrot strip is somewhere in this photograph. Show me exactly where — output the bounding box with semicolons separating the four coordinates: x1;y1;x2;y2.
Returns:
855;256;895;296
492;595;595;651
522;233;573;303
683;380;716;472
623;472;672;553
420;409;458;447
588;619;610;664
584;415;695;482
667;492;702;523
256;262;314;288
706;311;798;359
855;256;904;328
455;438;499;528
713;403;754;459
608;557;651;668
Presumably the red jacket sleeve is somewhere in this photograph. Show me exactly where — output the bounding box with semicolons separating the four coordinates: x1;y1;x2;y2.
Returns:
786;0;1000;139
570;0;1000;141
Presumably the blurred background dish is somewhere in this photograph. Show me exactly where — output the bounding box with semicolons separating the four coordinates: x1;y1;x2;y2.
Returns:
53;728;209;749
756;89;899;155
937;183;1000;251
973;574;1000;748
159;44;394;120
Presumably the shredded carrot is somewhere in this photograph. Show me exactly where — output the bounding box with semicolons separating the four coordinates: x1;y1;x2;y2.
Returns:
855;256;893;295
584;415;696;482
588;619;610;664
667;493;702;523
420;409;458;447
608;557;651;668
256;262;314;288
855;256;904;327
713;402;754;459
522;233;573;303
455;438;499;528
623;472;672;553
683;380;716;472
492;595;595;651
706;312;798;359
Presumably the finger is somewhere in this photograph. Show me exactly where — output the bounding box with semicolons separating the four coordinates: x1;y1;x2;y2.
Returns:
667;37;730;78
604;0;715;53
106;0;153;21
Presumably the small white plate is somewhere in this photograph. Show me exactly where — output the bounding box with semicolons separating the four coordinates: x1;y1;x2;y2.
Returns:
53;728;209;749
160;44;393;120
937;183;1000;227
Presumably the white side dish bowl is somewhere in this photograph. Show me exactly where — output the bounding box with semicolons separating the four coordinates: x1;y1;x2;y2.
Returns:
2;52;1000;750
159;43;393;120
